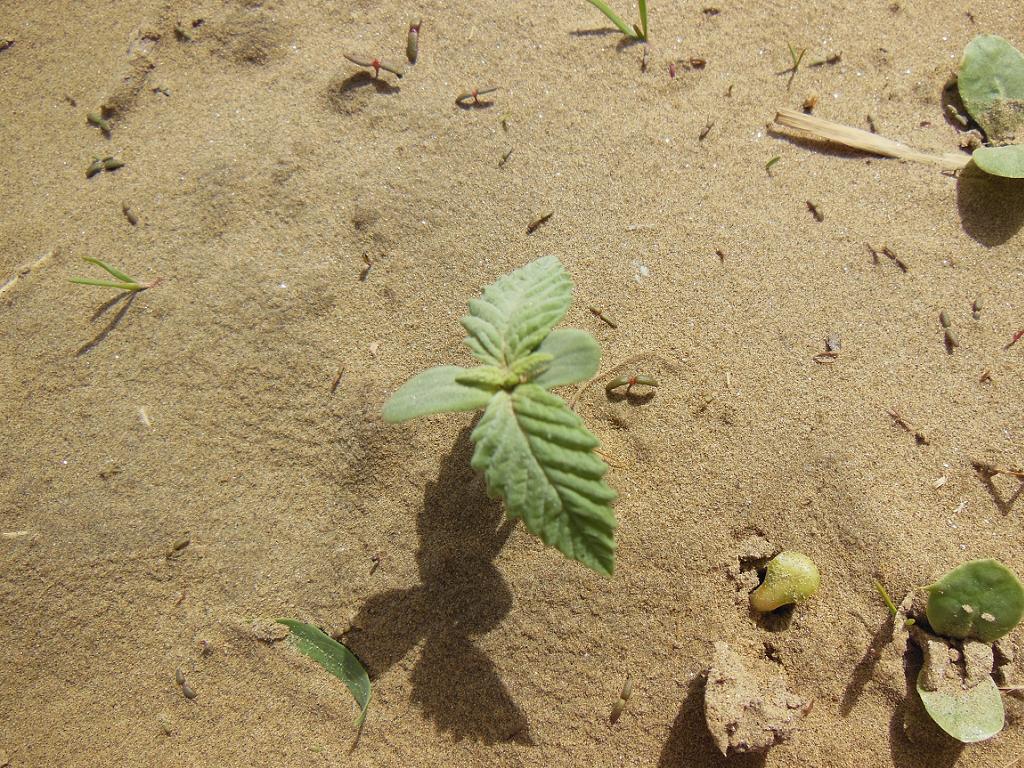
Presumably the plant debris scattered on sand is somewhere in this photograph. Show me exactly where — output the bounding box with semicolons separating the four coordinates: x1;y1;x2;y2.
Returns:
383;256;616;575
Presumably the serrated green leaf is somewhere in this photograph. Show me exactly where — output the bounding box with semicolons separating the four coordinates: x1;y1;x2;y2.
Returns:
460;256;573;366
382;365;494;423
917;669;1003;743
455;365;514;389
277;619;371;726
973;144;1024;178
531;329;601;390
470;384;617;575
958;35;1024;143
925;559;1024;642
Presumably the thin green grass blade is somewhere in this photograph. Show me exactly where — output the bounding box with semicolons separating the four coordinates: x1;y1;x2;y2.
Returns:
583;0;638;39
82;257;136;284
68;278;144;291
638;0;648;40
277;619;371;727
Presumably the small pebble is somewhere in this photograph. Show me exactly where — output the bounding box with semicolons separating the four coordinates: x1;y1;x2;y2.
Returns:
826;333;841;353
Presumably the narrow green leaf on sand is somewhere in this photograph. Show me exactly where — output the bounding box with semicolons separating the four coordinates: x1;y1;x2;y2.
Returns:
972;144;1024;178
925;559;1024;643
382;365;494;423
531;328;601;390
470;384;617;575
583;0;640;39
958;35;1024;144
462;255;572;366
917;670;1003;743
277;619;371;726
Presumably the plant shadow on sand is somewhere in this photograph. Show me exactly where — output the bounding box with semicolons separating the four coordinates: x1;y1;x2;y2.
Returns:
344;426;532;744
957;162;1024;246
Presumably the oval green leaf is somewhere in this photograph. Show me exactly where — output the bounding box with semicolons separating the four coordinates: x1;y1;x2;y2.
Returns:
925;559;1024;643
277;619;371;726
958;35;1024;143
531;328;601;390
972;145;1024;178
382;365;494;423
917;670;1003;743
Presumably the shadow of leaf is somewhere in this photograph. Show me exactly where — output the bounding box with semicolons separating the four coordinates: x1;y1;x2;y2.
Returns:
344;426;530;744
77;292;137;356
956;162;1024;246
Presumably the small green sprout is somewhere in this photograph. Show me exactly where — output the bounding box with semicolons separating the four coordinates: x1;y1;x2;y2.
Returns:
277;620;371;727
69;257;158;292
925;559;1024;643
382;256;617;575
749;550;820;612
583;0;648;41
957;35;1024;178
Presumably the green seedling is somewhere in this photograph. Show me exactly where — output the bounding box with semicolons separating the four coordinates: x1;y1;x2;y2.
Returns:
957;35;1024;177
925;559;1024;643
583;0;648;41
69;257;157;292
749;550;820;612
383;256;616;575
277;620;371;726
605;374;658;395
86;112;111;133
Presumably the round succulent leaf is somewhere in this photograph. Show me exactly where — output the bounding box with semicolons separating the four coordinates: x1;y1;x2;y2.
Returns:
958;35;1024;143
916;669;1003;743
925;559;1024;642
972;144;1024;178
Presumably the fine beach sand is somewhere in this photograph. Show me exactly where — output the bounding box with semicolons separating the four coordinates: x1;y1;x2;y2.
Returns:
1;1;1023;766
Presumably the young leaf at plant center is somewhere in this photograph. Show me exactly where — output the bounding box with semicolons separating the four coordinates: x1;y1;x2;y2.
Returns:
925;559;1024;643
276;619;371;726
382;366;494;423
958;35;1024;144
461;255;572;366
972;144;1024;178
470;384;617;575
382;256;616;574
917;669;1004;743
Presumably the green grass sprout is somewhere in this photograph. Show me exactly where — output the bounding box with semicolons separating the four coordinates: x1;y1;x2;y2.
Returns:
69;257;158;292
765;155;781;174
584;0;647;41
277;620;371;727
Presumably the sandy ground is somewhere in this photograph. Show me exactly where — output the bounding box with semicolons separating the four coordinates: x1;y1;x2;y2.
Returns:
2;0;1024;766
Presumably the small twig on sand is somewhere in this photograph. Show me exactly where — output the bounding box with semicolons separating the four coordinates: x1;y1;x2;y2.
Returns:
887;407;929;445
972;460;1024;479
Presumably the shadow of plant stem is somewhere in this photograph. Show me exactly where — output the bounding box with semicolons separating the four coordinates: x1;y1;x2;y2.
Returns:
343;426;530;744
338;70;400;95
76;292;137;356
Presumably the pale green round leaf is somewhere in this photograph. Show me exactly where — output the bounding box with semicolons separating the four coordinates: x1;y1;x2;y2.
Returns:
958;35;1024;143
973;144;1024;178
531;328;601;389
925;559;1024;642
917;670;1003;744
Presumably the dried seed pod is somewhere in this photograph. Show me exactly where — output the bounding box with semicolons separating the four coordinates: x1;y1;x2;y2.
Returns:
87;112;111;133
972;296;983;320
122;202;138;226
174;667;185;686
749;550;820;612
182;683;197;700
944;328;960;350
406;20;421;64
939;309;951;328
